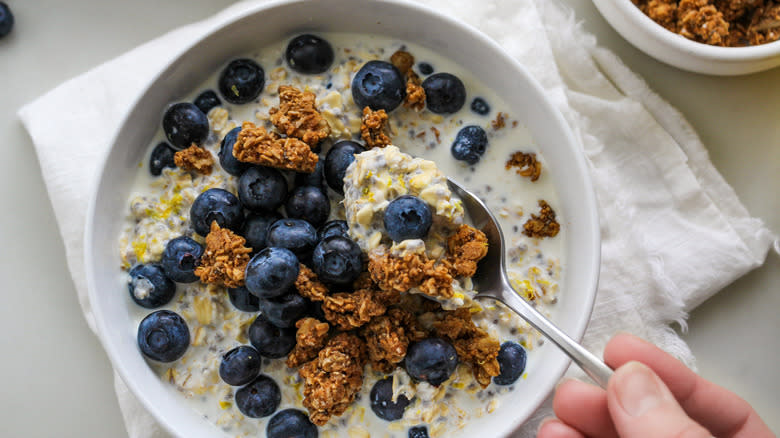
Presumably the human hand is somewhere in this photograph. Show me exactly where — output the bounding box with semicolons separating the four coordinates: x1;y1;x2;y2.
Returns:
537;333;774;438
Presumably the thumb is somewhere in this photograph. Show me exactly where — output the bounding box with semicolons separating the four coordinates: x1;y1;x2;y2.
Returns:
607;361;711;438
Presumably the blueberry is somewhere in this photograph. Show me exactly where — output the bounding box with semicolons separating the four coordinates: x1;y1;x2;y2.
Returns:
259;291;309;328
128;264;176;309
243;211;283;253
317;220;349;241
238;166;288;213
417;62;434;75
266;219;319;261
267;409;318;438
285;186;330;228
235;374;281;418
450;125;488;165
245;247;300;299
408;426;429;438
285;34;334;74
162;102;209;150
248;315;296;358
193;90;222;114
383;195;433;242
190;188;244;236
311;236;362;285
352;60;405;112
0;2;14;39
161;236;203;283
370;377;412;421
219;346;262;386
493;341;527;385
218;127;249;176
137;310;190;362
324;140;365;194
228;286;260;312
404;338;458;386
422;73;466;114
470;97;490;115
149;142;176;176
295;159;325;189
219;58;265;104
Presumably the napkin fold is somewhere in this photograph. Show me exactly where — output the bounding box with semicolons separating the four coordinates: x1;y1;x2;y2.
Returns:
18;0;776;437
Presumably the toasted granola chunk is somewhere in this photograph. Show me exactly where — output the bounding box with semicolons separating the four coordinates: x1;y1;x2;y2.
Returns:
491;112;507;130
287;317;330;368
431;308;501;387
677;0;730;45
295;264;329;302
640;0;679;31
194;221;252;288
361;307;426;373
321;288;392;330
368;251;455;299
299;333;367;425
747;2;780;45
715;0;762;21
232;121;318;173
523;200;560;239
360;107;392;148
505;151;542;182
447;225;489;278
404;71;426;111
173;144;214;175
390;50;415;75
269;85;331;147
390;50;426;110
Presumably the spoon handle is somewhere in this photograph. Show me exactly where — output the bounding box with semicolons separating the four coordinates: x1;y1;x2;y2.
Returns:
494;284;613;388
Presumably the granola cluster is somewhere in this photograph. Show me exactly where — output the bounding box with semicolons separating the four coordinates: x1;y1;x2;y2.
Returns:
298;333;367;426
390;50;426;111
633;0;780;46
431;308;501;387
232;121;319;173
505;151;542;182
523;200;561;238
194;222;252;288
360;107;392;148
173;144;214;175
231;85;329;173
283;224;497;426
269;85;331;147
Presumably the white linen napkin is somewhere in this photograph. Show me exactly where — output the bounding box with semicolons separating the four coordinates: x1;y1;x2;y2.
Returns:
18;0;776;437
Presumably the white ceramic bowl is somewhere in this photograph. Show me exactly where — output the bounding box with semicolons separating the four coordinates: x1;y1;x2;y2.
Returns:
85;0;601;436
592;0;780;75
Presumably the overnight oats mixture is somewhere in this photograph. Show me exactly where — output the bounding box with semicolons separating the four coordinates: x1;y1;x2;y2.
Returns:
118;32;565;438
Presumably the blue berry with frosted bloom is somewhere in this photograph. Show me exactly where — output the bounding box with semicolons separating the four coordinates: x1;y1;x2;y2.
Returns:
128;264;176;309
162;102;209;150
244;247;300;299
137;310;190;362
235;374;281;418
266;409;317;438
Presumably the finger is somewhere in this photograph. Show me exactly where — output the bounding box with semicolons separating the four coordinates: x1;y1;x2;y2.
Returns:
604;333;773;437
553;379;619;438
537;417;587;438
607;361;711;438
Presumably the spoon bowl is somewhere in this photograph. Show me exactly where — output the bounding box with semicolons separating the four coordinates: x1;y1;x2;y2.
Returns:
447;178;613;387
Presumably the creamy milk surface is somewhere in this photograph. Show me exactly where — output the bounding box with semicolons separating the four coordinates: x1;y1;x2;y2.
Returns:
118;32;565;437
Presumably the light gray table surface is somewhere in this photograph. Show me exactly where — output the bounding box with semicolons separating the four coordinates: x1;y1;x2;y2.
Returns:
0;1;777;437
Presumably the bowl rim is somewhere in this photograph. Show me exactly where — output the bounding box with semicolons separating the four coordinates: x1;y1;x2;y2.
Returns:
84;0;602;436
611;0;780;60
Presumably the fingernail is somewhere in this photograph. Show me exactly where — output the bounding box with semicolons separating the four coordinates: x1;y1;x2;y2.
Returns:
614;362;665;417
536;416;557;433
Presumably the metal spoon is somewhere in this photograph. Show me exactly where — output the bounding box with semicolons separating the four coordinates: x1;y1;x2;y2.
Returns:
447;178;613;388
